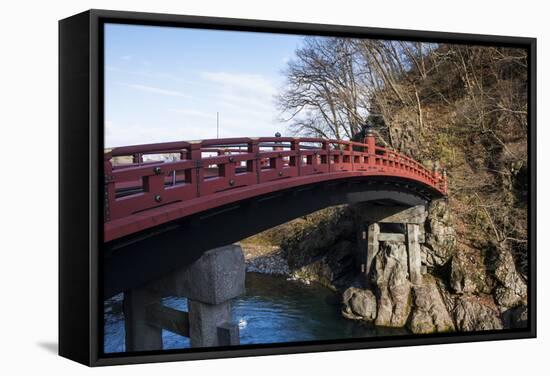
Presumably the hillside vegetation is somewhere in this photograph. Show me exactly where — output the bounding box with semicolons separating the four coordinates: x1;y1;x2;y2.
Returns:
275;39;528;275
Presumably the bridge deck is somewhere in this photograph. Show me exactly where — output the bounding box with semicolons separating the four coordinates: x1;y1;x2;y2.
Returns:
104;135;447;242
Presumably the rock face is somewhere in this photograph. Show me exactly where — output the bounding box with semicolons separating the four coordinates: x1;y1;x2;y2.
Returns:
241;243;290;275
245;252;290;275
280;207;360;290
422;200;457;267
450;248;493;295
453;295;503;331
373;242;412;327
284;206;355;271
408;275;455;334
254;198;527;334
290;240;358;290
342;287;377;321
493;247;528;309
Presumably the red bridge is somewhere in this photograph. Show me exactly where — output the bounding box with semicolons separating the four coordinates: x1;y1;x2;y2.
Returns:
103;132;447;297
104;133;447;241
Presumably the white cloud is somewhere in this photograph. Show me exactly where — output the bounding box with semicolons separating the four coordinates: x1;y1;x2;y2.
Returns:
200;71;278;117
194;71;284;139
106;72;287;147
123;83;190;98
201;71;276;97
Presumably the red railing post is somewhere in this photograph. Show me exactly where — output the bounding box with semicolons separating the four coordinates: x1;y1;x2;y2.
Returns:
144;173;165;202
132;153;143;164
322;140;330;172
103;151;115;222
219;148;236;180
364;129;376;167
348;142;354;171
290;138;301;176
271;139;283;173
186;141;203;197
248;138;260;183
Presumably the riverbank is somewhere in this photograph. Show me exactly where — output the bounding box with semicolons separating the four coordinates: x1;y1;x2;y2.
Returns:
240;242;328;287
240;242;290;276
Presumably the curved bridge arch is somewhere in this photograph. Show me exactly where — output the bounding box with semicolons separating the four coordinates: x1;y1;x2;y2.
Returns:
103;135;447;298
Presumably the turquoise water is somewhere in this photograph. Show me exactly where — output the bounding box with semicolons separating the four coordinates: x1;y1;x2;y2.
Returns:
104;273;407;353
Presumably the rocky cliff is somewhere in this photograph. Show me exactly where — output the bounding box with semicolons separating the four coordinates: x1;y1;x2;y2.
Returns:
246;198;528;334
242;42;529;335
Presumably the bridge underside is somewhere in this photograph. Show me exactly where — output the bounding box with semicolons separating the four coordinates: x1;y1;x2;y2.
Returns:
103;175;442;298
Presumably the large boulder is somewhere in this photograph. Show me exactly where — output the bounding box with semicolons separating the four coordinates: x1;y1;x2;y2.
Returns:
408;275;455;334
342;287;377;321
423;199;457;267
493;247;528;309
373;241;412;327
453;295;503;331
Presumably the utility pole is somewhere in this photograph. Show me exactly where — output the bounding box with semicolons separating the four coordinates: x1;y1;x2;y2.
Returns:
216;111;219;139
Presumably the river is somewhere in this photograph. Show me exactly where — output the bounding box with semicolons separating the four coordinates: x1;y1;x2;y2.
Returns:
104;273;408;353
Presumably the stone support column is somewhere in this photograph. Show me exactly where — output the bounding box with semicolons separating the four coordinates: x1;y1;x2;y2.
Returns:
366;223;380;278
123;286;163;351
406;224;422;285
167;245;245;347
124;244;246;350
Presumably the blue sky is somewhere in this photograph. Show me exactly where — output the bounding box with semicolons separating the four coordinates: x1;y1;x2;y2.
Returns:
104;23;305;147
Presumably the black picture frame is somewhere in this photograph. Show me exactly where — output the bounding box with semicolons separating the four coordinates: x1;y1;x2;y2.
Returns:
59;9;537;367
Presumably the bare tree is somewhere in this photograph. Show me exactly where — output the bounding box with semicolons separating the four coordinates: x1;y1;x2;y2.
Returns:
277;37;369;140
277;37;437;146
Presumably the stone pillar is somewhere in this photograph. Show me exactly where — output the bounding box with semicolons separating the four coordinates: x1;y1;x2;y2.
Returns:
124;244;245;350
168;245;245;347
123;286;162;352
406;223;422;285
357;225;367;272
366;223;380;278
188;301;234;347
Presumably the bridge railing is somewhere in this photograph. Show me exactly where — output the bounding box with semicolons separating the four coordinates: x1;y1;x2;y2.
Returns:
104;136;447;223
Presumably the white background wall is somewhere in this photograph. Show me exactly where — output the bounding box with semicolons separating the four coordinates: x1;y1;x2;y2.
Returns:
0;0;546;374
